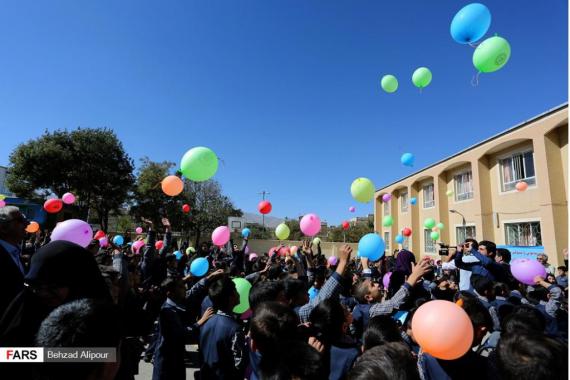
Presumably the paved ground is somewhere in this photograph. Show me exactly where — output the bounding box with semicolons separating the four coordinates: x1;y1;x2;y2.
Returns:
135;345;199;380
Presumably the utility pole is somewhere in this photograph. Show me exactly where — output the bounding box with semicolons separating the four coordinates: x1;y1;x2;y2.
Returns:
258;190;270;232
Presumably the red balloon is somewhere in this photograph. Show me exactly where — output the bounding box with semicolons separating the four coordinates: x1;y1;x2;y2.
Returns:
278;246;290;257
403;227;412;237
93;230;106;240
342;221;350;230
44;199;63;214
182;204;191;213
155;241;164;250
258;200;272;215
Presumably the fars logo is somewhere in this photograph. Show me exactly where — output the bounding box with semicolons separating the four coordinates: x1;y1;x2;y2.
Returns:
0;348;44;362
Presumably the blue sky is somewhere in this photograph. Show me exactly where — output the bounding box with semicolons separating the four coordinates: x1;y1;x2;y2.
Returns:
0;1;567;225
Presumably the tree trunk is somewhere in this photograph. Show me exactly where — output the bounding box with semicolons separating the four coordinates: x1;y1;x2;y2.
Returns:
194;228;202;248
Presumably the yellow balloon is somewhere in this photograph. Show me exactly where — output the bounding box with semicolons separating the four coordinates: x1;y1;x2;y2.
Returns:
351;178;375;203
275;223;290;240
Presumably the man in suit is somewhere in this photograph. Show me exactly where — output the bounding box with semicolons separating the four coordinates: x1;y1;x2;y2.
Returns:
0;206;29;314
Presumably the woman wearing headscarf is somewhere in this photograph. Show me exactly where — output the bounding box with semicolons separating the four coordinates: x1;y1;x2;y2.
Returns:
395;249;416;277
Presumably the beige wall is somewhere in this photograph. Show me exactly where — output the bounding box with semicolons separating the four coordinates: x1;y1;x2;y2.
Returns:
246;239;357;258
375;106;568;266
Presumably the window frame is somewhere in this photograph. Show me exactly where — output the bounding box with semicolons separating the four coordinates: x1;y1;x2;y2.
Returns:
384;231;390;253
503;219;542;246
400;191;409;213
453;171;474;202
455;224;477;246
424;229;436;253
423;183;435;209
498;149;537;194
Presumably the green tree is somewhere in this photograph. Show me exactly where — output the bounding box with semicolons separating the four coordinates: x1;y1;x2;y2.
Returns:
328;222;374;243
7;128;135;231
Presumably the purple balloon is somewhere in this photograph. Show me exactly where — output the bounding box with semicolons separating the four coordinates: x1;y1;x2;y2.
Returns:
382;194;392;203
349;206;356;213
245;245;250;254
511;259;547;285
383;272;392;289
327;256;338;266
51;219;93;248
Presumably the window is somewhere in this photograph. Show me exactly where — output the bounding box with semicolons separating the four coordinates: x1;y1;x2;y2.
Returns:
500;151;536;192
454;171;473;201
401;191;408;212
424;229;435;253
384;232;390;253
423;184;435;208
505;221;542;246
456;225;477;244
383;202;390;216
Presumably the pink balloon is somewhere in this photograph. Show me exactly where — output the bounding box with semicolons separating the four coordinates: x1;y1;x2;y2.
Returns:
290;246;299;255
382;194;392;203
278;246;290;257
268;247;277;257
300;213;321;236
249;253;258;261
62;192;76;204
212;226;230;246
383;272;392;289
511;259;547;285
0;200;5;208
51;219;93;248
327;256;338;266
99;237;109;247
132;240;145;254
349;206;355;213
135;227;143;234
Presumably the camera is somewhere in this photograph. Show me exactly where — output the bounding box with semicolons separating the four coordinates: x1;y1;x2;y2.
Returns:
438;242;454;256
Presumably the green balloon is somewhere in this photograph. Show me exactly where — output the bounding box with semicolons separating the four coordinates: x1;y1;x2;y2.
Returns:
312;237;321;246
430;231;440;241
275;223;290;240
382;215;393;227
424;218;436;229
446;190;454;197
473;36;511;73
180;147;219;182
436;222;445;230
412;67;432;88
351;177;375;203
232;278;252;314
381;75;398;93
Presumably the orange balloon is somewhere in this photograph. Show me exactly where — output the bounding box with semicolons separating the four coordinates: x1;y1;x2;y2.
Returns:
26;221;40;233
161;176;184;197
411;300;473;360
515;181;528;192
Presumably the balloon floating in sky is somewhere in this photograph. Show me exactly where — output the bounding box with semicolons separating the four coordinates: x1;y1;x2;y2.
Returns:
424;218;436;229
430;231;440;241
155;240;164;250
410;197;417;206
380;75;399;93
182;204;191;213
312;237;322;246
135;227;143;234
446;189;454;197
473;35;511;73
300;214;321;237
437;222;445;231
62;192;76;205
94;230;106;240
450;3;492;45
358;233;385;261
403;227;412;237
412;300;474;360
242;228;251;238
113;235;124;246
328;256;338;266
401;153;415;167
412;67;432;89
382;215;393;227
395;234;404;244
212;226;230;246
180;146;219;182
382;193;392;203
51;219;93;248
515;181;528;192
258;200;272;215
275;223;290;240
351;178;375;203
161;175;184;197
342;221;350;230
190;257;209;277
349;206;356;213
132;240;145;254
44;199;63;214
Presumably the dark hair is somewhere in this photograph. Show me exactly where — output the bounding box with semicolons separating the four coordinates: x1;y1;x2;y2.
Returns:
267;264;283;280
259;340;327;380
249;280;285;312
471;275;494;295
349;342;420;380
502;305;546;335
284;278;308;302
250;302;299;355
478;240;497;256
35;299;121;380
461;298;493;331
161;277;179;294
494;282;510;297
363;315;403;351
496;248;511;263
309;299;346;345
208;275;236;310
557;266;567;272
497;334;568;380
464;238;479;250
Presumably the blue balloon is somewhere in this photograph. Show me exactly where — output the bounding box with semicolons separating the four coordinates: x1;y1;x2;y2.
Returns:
308;286;319;301
401;153;415;167
410;197;417;205
450;3;491;44
395;234;404;244
190;257;209;277
174;251;183;260
358;233;385;261
242;228;251;238
113;235;124;246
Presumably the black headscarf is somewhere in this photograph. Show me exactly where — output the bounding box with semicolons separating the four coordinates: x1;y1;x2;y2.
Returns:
0;241;111;347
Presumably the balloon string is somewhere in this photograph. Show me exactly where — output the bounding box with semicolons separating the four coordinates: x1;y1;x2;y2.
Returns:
471;72;481;87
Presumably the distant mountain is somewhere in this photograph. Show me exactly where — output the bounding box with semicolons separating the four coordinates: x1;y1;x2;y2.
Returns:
243;212;284;229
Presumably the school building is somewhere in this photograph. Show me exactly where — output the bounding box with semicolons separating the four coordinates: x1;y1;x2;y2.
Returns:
374;104;568;266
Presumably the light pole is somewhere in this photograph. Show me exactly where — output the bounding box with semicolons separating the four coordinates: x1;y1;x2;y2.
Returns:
449;209;466;242
258;190;270;231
